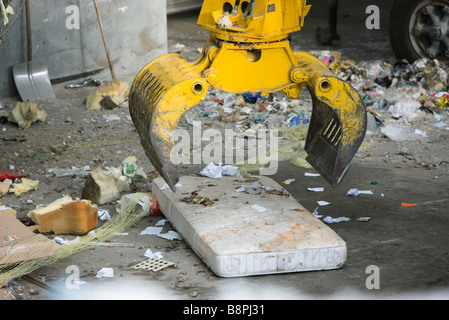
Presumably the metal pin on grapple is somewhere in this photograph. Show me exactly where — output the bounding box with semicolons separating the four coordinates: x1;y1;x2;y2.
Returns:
129;0;367;191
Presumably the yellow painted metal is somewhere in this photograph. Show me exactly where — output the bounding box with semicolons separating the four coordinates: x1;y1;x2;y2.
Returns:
129;0;367;191
197;0;311;42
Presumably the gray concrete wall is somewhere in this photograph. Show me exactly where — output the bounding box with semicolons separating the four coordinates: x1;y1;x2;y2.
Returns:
0;0;167;97
167;0;201;14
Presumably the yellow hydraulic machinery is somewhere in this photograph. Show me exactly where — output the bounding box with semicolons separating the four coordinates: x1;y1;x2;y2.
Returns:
129;0;367;191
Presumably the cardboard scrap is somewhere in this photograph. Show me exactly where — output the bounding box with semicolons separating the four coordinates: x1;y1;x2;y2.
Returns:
0;206;16;218
0;210;54;267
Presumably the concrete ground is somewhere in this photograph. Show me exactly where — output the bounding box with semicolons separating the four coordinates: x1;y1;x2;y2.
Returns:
1;0;449;302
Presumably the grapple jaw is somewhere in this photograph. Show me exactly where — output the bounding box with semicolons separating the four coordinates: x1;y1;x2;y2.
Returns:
305;78;367;187
129;0;367;192
129;53;209;191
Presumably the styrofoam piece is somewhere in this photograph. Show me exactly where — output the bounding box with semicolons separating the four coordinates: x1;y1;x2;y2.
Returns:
152;176;346;277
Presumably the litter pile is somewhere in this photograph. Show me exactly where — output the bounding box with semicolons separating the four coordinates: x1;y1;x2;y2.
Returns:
177;51;448;174
0;154;159;293
0;192;156;289
322;53;449;136
1;46;448;297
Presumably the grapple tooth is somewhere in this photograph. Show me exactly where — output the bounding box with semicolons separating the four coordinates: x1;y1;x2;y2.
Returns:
305;75;367;188
129;54;208;191
291;52;366;188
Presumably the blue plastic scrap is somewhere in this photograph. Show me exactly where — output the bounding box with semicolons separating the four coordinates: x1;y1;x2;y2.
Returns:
242;92;262;104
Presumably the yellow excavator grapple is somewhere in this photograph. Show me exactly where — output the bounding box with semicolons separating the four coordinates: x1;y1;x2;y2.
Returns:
129;0;367;191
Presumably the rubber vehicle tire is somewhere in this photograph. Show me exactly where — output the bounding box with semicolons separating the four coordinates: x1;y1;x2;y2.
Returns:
389;0;449;63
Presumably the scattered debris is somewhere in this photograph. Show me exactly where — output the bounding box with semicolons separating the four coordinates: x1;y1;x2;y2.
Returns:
27;195;98;235
49;166;91;178
381;124;422;142
86;80;129;110
64;78;103;89
0;170;27;181
308;187;324;192
144;248;163;259
8;102;47;129
0;179;12;197
95;267;114;278
102;114;121;121
0;193;152;288
312;207;322;219
282;178;295;185
401;202;417;207
19;145;61;160
158;230;182;241
235;183;261;194
97;209;111;221
116;192;158;216
305;172;320;177
155;219;168;226
120;155;147;181
182;190;216;206
1;2;14;26
266;188;290;197
131;258;175;272
0;209;54;267
290;156;313;169
9;178;39;196
82;166;130;205
346;189;374;196
53;236;80;246
1;46;448;296
200;162;238;178
140;226;163;235
189;291;202;297
323;216;350;224
357;217;371;222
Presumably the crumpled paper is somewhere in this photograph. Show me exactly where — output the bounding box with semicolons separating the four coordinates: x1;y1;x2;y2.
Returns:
95;267;114;278
1;2;14;26
200;162;238;178
144;249;163;259
323;216;350;224
347;188;374;196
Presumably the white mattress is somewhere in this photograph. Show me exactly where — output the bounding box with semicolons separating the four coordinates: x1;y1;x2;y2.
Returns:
152;175;346;277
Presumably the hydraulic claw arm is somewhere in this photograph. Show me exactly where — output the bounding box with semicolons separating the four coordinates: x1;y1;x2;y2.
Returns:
129;0;367;191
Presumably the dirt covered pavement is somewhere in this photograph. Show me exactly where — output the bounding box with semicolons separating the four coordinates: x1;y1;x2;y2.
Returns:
1;6;449;300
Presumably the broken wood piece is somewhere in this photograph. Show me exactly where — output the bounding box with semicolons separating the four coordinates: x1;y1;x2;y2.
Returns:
23;274;59;293
27;195;98;235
